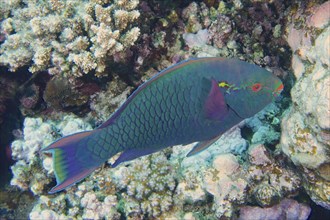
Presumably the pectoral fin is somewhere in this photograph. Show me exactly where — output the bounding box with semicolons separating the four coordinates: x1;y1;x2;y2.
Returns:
202;78;228;121
186;133;222;157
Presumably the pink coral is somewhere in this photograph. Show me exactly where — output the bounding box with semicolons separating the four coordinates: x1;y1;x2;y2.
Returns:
248;144;272;166
307;1;330;28
286;24;312;53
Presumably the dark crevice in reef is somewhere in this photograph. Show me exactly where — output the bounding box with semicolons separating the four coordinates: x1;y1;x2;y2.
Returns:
294;190;330;220
0;67;36;220
0;66;30;189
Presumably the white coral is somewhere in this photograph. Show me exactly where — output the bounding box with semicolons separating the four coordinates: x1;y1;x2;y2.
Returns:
11;118;53;162
80;192;119;219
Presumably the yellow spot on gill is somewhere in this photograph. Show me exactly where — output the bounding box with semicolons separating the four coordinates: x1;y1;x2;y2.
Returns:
218;81;230;88
218;81;240;94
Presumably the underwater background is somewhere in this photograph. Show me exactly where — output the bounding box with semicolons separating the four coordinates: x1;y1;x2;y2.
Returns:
0;0;329;219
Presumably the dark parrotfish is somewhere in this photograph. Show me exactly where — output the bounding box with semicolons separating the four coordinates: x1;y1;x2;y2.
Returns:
42;57;283;193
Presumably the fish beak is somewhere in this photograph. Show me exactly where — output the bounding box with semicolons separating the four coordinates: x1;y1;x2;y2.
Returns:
273;82;284;97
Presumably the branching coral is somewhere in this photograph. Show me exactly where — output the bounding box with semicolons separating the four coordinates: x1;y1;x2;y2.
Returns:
112;151;177;218
0;0;140;78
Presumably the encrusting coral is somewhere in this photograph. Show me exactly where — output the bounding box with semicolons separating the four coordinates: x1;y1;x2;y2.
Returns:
0;0;140;78
112;151;177;218
246;144;301;207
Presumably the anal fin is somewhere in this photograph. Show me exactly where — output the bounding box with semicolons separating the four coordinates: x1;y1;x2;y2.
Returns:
187;134;222;157
112;147;160;168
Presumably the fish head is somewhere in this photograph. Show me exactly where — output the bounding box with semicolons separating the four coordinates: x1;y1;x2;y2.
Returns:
217;60;283;119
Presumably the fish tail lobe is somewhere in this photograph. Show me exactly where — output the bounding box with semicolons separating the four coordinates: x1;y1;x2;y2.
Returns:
42;130;99;194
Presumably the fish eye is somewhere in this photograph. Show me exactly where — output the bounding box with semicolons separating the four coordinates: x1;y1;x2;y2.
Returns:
251;83;262;92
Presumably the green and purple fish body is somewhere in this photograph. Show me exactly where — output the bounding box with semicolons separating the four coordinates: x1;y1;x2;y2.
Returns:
43;57;283;193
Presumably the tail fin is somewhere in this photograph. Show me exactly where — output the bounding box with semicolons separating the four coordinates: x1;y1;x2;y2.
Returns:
42;131;99;194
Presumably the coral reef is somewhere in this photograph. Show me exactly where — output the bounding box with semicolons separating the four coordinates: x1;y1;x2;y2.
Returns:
202;154;248;217
0;189;36;220
0;0;140;78
131;0;292;80
245;103;282;146
7;102;296;219
280;1;330;210
19;83;40;114
246;144;301;207
89;75;133;124
4;0;329;219
177;0;291;70
26;145;179;219
112;151;177;218
43;76;101;115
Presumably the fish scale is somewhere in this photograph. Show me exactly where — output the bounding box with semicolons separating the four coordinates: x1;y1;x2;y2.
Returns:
119;88;171;149
43;57;283;193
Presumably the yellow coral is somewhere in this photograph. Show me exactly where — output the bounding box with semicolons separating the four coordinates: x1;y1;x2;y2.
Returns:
115;0;139;10
95;4;113;25
121;27;140;46
68;51;97;76
114;9;140;30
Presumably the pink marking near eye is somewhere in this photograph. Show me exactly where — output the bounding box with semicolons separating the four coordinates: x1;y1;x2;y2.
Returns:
273;83;284;97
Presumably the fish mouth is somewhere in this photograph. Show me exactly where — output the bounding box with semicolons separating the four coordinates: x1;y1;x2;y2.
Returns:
273;82;284;97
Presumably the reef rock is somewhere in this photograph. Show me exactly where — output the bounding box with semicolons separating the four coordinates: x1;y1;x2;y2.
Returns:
238;198;311;220
281;2;330;209
203;154;247;217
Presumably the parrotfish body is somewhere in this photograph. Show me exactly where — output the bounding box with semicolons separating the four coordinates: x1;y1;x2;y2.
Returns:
43;57;283;193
